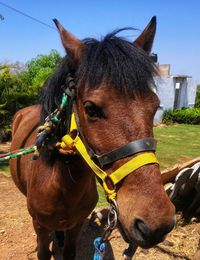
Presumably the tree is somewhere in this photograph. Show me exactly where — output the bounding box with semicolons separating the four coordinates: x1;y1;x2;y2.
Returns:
0;49;62;133
0;65;16;130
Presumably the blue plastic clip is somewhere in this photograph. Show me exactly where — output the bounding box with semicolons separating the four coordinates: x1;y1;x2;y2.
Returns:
93;237;106;260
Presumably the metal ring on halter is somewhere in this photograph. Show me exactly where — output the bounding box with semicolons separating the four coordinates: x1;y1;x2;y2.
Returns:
110;199;119;215
100;202;119;242
108;208;118;230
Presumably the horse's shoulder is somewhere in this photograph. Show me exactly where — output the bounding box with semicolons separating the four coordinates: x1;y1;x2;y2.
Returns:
12;105;41;136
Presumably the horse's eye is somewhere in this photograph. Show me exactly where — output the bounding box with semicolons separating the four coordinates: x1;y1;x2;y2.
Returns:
84;102;104;120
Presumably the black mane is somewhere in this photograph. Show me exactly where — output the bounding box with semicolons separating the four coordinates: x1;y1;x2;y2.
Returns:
40;28;157;123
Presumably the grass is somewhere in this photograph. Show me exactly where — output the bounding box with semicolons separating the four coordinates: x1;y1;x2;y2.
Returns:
0;124;200;206
154;124;200;170
97;182;108;207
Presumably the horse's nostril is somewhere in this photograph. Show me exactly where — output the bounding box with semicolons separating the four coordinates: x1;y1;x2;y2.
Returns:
134;219;150;240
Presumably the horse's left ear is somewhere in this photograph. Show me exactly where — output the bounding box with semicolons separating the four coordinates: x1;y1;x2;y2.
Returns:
53;19;85;64
134;16;156;55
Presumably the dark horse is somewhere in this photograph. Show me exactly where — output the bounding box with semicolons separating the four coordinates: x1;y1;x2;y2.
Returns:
10;17;175;259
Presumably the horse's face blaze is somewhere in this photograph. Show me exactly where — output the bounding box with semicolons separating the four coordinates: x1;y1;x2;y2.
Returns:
77;85;175;247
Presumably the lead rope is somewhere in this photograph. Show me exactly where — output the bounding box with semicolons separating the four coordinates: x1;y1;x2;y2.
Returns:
93;199;136;260
0;146;36;162
93;200;118;260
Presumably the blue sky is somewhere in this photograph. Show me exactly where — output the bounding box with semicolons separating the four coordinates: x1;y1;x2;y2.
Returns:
0;0;200;82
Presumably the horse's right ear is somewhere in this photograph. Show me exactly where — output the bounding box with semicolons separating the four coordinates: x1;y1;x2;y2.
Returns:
53;19;85;64
134;16;156;55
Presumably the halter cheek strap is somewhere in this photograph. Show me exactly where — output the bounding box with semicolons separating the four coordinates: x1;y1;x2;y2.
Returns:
59;114;159;201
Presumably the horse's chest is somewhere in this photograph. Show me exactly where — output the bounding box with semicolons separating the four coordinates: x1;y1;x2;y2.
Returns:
30;200;94;230
28;182;98;230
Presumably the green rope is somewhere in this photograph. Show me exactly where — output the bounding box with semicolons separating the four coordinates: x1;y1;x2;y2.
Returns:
0;145;36;162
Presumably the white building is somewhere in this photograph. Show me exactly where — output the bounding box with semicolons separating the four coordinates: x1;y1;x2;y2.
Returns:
154;64;198;124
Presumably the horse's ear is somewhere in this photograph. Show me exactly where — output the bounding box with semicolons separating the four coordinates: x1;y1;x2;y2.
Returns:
134;16;156;55
53;19;85;64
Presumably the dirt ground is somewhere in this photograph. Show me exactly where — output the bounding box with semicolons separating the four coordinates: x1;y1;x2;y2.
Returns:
0;143;200;260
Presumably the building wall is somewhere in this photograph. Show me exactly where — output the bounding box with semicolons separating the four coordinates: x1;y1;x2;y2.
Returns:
154;77;174;124
153;76;197;124
187;78;197;107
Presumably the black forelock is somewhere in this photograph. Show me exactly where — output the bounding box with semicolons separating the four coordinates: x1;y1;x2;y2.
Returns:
77;28;157;94
40;28;157;121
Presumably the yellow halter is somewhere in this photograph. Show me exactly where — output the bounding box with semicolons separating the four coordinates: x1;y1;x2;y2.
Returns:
59;114;159;201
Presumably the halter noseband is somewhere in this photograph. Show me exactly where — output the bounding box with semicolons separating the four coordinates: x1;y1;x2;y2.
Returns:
92;137;157;168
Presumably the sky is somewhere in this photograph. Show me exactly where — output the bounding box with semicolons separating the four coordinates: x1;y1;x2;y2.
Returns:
0;0;200;83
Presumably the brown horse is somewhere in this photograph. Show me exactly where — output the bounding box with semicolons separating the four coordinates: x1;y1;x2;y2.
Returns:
10;17;175;259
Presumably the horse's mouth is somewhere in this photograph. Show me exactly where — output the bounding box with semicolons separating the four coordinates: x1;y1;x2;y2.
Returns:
133;234;166;249
117;220;166;249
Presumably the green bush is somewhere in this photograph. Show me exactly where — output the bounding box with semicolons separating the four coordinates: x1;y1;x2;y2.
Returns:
162;108;200;124
195;86;200;108
162;109;174;124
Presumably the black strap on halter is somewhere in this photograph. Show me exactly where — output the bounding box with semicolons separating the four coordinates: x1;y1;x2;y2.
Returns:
92;137;157;168
63;74;76;134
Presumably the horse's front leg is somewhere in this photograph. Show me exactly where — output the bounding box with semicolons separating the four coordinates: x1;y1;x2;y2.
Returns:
33;219;52;260
63;222;83;260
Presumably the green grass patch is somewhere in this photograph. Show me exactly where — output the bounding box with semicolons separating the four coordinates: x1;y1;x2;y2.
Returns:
154;124;200;170
97;183;108;207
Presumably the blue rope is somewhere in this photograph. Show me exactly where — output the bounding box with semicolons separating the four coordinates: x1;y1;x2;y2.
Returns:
93;237;106;260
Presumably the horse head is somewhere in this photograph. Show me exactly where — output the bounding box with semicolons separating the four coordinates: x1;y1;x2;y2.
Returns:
53;17;175;249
